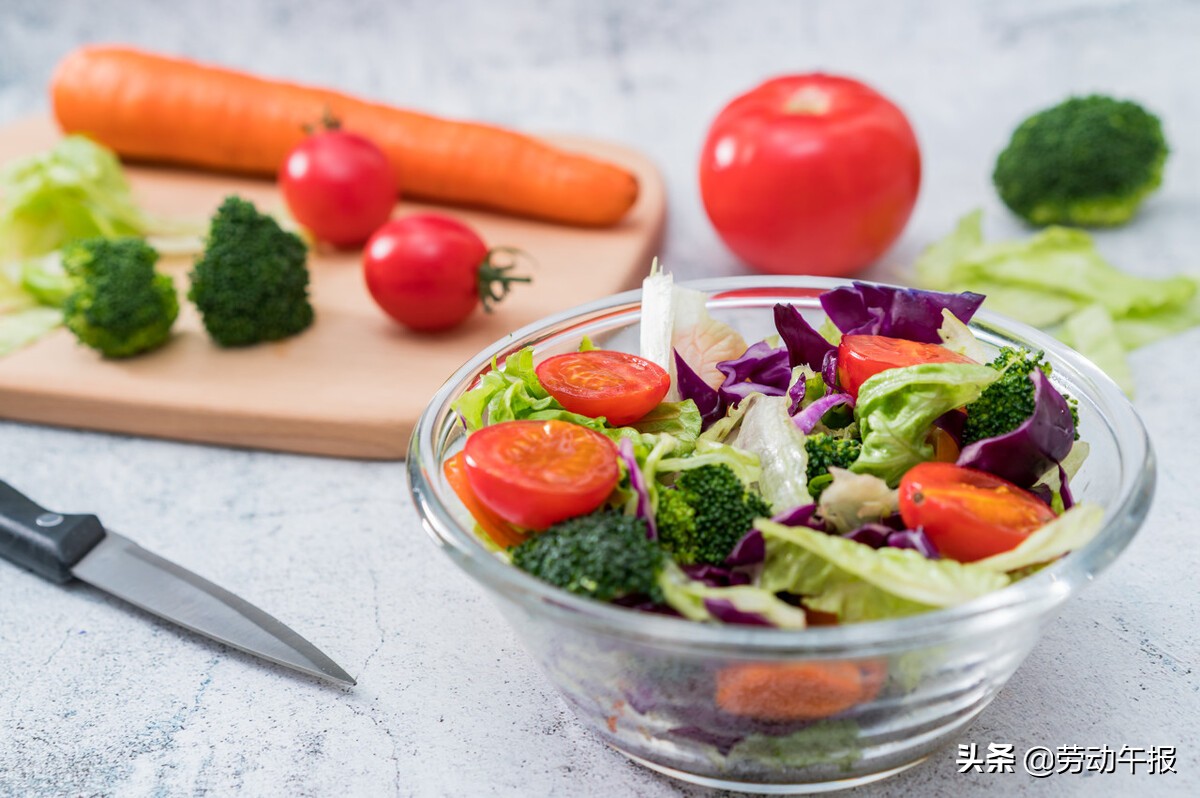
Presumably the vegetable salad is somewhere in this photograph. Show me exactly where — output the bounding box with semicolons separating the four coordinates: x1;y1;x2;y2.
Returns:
446;266;1103;630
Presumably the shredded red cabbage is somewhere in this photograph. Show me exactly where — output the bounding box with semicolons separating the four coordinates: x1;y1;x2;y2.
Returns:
617;438;656;540
844;523;940;558
773;303;835;370
819;282;985;343
957;370;1075;487
716;341;791;404
681;563;752;588
792;392;855;434
673;349;725;429
702;598;775;626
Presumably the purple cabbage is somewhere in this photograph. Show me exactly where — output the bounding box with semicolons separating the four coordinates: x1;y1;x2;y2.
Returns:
774;303;835;370
617;438;656;539
844;523;940;558
821;349;840;392
787;374;807;415
674;349;724;429
725;529;766;567
933;409;967;448
772;503;826;529
702;598;775;627
819;282;985;343
1057;462;1076;510
792;392;855;434
681;563;752;588
957;369;1075;487
716;341;791;405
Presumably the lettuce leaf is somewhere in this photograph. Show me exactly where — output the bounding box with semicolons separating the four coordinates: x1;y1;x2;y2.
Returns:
1058;304;1135;395
756;519;1010;622
972;504;1104;573
851;362;1000;486
732;394;812;510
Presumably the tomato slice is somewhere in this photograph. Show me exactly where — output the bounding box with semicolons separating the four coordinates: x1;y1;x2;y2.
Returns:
898;462;1057;562
535;350;670;427
443;452;528;548
463;419;619;531
837;334;974;397
715;659;886;721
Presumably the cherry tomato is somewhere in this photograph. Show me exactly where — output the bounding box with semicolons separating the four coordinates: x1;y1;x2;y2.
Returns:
443;452;528;548
837;334;974;397
363;214;529;332
535;350;670;426
715;659;886;721
280;125;397;247
463;419;619;530
699;74;920;277
898;462;1057;562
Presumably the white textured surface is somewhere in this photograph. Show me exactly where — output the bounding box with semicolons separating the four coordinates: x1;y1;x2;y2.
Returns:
1;1;1197;795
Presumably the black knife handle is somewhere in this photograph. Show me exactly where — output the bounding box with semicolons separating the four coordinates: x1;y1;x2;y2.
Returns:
0;480;106;584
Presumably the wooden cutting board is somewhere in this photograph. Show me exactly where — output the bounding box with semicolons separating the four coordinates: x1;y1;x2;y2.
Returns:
0;116;665;459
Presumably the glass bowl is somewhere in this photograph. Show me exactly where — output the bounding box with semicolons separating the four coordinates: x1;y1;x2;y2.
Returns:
406;276;1154;793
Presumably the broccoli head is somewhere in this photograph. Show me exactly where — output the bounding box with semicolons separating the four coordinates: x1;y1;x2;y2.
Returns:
61;237;178;358
656;464;771;566
511;510;665;603
188;196;314;346
962;347;1079;445
804;433;862;500
993;95;1168;227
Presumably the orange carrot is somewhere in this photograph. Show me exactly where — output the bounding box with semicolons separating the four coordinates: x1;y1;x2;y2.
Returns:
715;660;886;721
50;46;639;227
443;452;528;548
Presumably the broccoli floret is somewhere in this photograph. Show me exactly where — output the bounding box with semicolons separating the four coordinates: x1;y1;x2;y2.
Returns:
962;347;1079;444
993;95;1168;227
511;510;665;603
188;196;314;346
656;464;771;566
60;237;178;358
804;433;862;500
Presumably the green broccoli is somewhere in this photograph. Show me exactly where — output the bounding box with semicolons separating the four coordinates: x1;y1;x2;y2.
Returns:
188;196;314;347
804;433;862;500
656;464;772;566
60;237;178;358
511;510;665;603
962;347;1079;445
993;95;1168;227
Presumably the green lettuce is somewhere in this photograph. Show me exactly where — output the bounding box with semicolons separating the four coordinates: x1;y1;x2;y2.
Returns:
973;504;1105;573
734;394;813;510
850;362;1000;486
451;345;701;447
914;211;1200;395
756;519;1010;622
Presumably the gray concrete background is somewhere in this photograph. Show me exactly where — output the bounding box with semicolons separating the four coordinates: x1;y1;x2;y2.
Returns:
1;1;1197;796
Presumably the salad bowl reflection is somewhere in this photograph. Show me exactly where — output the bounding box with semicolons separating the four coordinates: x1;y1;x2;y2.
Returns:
407;276;1152;793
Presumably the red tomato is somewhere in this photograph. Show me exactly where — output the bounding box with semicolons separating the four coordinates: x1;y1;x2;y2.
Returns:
699;74;920;277
464;420;619;530
443;452;528;548
363;214;528;332
898;462;1057;562
280;127;397;247
535;350;670;426
837;334;973;397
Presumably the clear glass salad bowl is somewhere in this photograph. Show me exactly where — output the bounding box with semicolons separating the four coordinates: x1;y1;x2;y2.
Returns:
406;276;1153;793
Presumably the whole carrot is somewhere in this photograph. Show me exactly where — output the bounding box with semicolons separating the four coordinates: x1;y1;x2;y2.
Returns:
51;46;639;227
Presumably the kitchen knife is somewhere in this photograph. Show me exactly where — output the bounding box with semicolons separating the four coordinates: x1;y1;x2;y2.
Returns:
0;479;355;686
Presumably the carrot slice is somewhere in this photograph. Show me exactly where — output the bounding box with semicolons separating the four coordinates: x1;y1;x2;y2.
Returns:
715;660;886;721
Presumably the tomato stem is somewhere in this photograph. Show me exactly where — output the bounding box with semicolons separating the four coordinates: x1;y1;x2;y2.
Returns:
478;246;533;311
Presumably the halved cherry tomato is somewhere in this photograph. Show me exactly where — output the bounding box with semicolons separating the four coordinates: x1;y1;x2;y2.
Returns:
837;334;974;397
464;419;619;531
535;350;670;426
443;452;528;548
898;462;1057;562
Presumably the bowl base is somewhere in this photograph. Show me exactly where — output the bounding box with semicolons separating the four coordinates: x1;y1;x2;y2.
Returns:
614;748;929;794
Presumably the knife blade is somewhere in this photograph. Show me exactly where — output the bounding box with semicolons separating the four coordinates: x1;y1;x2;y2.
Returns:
0;479;355;686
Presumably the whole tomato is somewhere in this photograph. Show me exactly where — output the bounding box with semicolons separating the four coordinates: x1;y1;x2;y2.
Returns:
362;214;530;332
280;121;398;248
699;74;920;277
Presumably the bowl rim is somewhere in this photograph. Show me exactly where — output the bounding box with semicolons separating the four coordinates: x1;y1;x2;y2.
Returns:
408;275;1155;655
